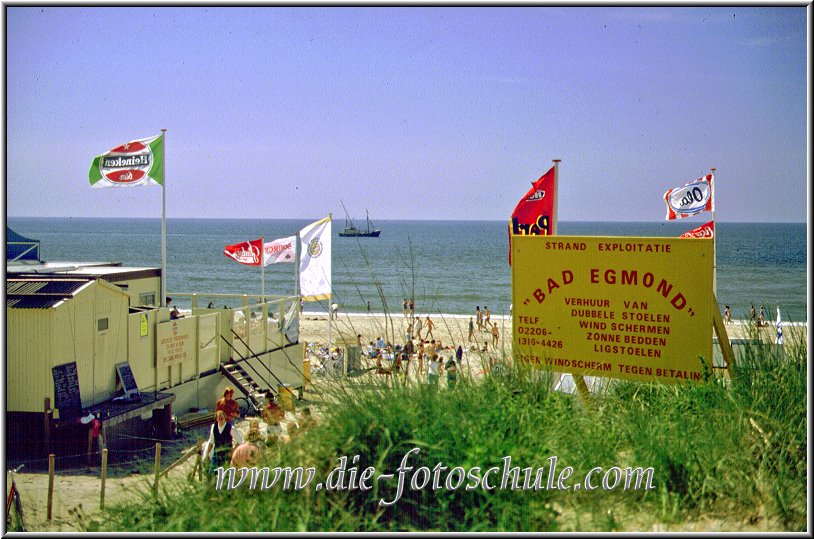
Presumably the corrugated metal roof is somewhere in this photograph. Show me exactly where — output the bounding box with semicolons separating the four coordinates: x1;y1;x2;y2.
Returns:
6;277;92;309
6;297;65;309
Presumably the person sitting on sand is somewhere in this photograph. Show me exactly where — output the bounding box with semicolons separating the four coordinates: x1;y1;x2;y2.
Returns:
230;441;260;468
246;419;264;444
262;392;284;443
298;407;316;431
481;340;489;352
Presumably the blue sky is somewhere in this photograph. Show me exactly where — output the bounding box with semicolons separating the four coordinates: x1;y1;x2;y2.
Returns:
4;6;809;222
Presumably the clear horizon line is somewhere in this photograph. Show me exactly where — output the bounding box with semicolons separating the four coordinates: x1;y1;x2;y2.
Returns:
6;216;808;225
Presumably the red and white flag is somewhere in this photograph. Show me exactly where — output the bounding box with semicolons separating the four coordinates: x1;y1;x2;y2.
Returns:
508;165;556;265
663;173;714;220
263;236;295;265
679;221;714;239
224;238;263;266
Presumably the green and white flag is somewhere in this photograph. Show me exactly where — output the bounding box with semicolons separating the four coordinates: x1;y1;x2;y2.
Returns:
89;133;164;188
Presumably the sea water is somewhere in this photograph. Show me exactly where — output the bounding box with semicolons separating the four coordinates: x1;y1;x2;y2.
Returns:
7;218;808;323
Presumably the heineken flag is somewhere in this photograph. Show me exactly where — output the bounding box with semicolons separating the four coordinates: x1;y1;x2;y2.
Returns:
89;133;164;188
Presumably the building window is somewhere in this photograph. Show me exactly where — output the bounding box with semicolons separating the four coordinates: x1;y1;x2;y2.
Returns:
97;318;109;332
138;293;156;307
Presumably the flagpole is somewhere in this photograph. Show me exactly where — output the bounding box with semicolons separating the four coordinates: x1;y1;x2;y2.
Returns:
327;213;333;362
552;159;560;235
710;167;717;297
260;235;265;301
294;231;301;301
160;128;167;308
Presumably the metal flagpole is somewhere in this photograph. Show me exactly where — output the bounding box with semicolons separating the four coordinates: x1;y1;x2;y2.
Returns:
552;159;561;235
327;213;333;361
710;167;717;297
260;235;265;301
160;128;167;308
294;231;301;302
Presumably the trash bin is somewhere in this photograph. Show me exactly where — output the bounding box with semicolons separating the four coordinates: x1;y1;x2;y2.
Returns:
344;345;361;373
277;384;294;412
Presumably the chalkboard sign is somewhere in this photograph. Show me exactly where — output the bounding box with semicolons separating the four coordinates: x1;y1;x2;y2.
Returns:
115;362;140;398
52;362;82;421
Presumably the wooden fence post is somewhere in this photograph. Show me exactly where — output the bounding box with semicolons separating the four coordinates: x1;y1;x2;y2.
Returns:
47;454;55;520
100;448;108;510
43;398;52;456
153;443;161;495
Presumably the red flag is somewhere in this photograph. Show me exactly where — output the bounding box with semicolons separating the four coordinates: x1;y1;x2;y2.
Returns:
508;166;555;264
679;221;714;239
224;238;263;266
663;173;714;220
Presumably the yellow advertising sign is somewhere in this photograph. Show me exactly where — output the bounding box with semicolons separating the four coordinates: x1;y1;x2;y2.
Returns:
157;317;196;368
511;235;713;384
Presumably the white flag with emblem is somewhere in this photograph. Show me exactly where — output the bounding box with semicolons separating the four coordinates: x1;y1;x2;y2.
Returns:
299;217;332;301
776;307;784;345
263;236;295;265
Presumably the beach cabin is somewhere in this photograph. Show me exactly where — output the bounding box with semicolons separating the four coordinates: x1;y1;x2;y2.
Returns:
6;254;305;460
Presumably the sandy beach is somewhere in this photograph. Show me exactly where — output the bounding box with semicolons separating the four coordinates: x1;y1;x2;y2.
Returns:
298;311;806;355
10;312;806;532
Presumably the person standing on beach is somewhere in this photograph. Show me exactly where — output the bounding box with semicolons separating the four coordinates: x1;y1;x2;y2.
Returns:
723;305;731;324
417;341;425;376
749;304;756;325
427;354;442;386
415;317;423;340
216;387;240;424
468;317;475;343
403;299;408;318
331;302;339;320
491;322;499;347
367;301;371;313
409;298;415;317
445;358;458;389
484;306;491;329
476;306;483;332
758;306;766;327
204;410;244;474
425;316;435;340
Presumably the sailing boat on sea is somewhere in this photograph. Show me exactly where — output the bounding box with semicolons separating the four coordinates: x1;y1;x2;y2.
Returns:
338;201;381;237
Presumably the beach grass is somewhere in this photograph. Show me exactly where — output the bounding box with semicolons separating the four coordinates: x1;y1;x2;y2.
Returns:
86;331;807;532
